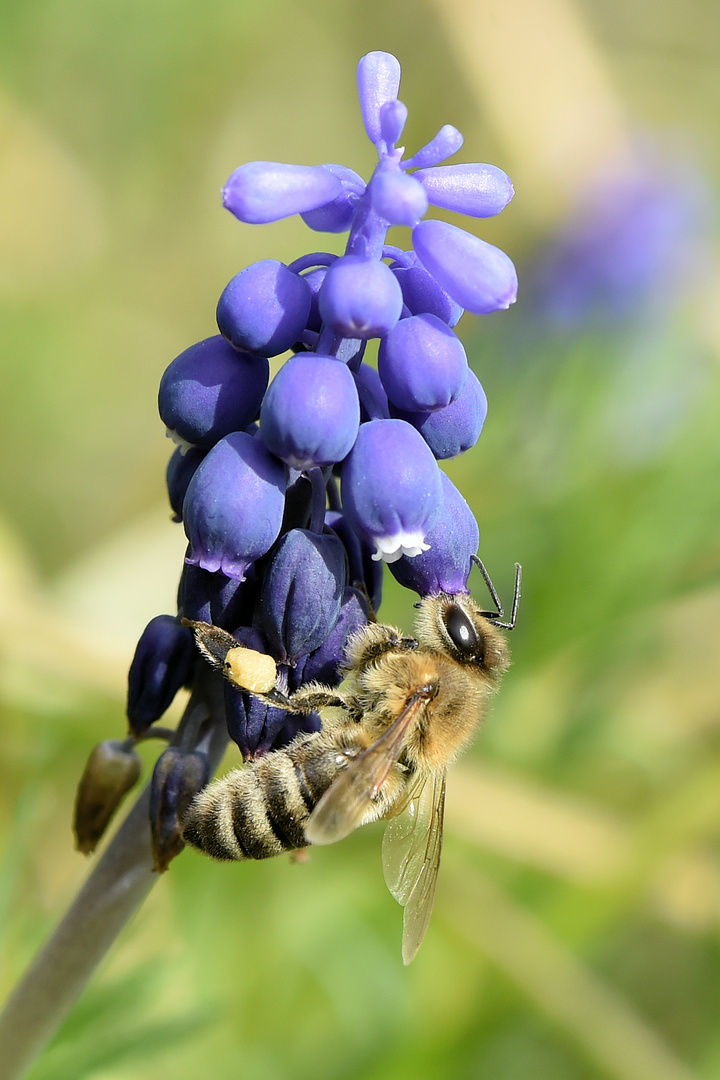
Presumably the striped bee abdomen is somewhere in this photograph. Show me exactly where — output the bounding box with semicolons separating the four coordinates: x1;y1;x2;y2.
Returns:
181;730;350;862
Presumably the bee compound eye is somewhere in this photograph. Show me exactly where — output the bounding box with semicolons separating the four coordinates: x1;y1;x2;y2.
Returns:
444;603;480;657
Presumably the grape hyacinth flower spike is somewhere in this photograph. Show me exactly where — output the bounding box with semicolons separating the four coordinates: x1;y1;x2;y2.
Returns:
0;54;523;1074
70;46;520;864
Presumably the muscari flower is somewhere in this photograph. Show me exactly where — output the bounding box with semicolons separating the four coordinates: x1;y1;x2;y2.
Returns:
79;50;518;862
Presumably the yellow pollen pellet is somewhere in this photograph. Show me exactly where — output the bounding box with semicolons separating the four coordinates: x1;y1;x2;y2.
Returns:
225;646;277;694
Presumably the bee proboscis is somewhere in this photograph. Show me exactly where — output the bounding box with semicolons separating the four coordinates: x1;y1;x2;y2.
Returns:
182;557;521;963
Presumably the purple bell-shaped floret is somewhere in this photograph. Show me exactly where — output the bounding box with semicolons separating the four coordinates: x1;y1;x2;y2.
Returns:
412;220;518;314
159;336;269;450
378;313;468;413
259;353;360;469
223;162;342;224
390;369;488;460
183;431;286;580
341;419;443;563
389;471;479;596
318;255;403;339
216;260;312;357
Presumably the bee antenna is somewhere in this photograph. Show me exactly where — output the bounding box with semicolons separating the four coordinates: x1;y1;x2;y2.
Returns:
470;556;522;630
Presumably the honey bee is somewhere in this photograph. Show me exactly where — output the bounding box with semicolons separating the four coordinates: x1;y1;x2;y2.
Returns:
182;557;521;963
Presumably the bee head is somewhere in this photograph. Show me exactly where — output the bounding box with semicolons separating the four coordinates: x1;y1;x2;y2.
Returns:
414;592;510;678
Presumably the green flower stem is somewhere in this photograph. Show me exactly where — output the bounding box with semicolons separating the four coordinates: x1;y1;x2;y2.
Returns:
0;671;228;1080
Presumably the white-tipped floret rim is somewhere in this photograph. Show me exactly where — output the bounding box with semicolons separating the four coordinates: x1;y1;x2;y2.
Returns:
370;532;431;563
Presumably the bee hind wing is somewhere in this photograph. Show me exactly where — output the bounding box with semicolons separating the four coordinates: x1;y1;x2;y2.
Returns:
305;694;428;847
382;770;447;965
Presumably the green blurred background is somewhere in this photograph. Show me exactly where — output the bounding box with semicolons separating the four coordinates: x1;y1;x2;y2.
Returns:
2;0;720;1077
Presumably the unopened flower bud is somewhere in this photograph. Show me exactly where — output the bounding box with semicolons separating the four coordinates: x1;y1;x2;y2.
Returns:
357;51;401;146
371;171;428;227
150;746;210;872
415;163;514;218
223;162;342;224
403;125;464;169
73;740;142;854
127;615;195;738
412;219;518;314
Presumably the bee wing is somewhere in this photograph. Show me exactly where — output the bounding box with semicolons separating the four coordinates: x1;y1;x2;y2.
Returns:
304;693;428;847
382;770;447;965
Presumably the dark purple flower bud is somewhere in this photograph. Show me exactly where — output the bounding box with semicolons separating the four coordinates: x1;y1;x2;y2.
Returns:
159;335;269;449
166;446;206;522
341;419;443;562
412;220;518;314
353;362;390;423
150;746;210;872
73;740;142;854
379;99;408;147
378;313;468;413
389;471;479;596
325;510;384;613
183;431;286;580
357;51;401;146
300;165;366;233
127;615;196;738
223;162;342;224
216;260;312;357
319;255;403;339
301;586;370;685
259;529;347;665
414;163;514;218
390;369;488;460
371;171;428;227
403;125;464;170
392;255;464;327
259;353;360;469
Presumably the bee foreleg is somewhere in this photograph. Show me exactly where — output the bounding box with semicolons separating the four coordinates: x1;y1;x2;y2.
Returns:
342;622;418;671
